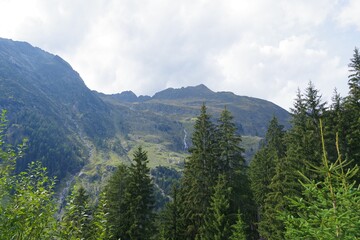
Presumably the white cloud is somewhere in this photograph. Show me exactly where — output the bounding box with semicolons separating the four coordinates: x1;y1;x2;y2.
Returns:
213;35;347;109
337;0;360;30
0;0;356;109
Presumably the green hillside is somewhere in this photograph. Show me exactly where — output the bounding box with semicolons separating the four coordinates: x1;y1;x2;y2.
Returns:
0;38;289;194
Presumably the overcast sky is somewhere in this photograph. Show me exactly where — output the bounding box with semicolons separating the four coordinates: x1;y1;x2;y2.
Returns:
1;0;359;110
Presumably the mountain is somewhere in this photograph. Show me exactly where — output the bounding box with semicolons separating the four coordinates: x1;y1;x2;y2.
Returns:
0;38;290;192
0;38;115;180
152;84;214;99
100;84;290;137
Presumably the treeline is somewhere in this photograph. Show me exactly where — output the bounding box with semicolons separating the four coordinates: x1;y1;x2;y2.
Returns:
1;48;360;239
249;48;360;239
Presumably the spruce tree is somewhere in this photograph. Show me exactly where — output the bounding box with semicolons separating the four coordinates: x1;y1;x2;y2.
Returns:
348;47;360;103
285;84;325;181
256;85;326;239
180;104;218;239
343;47;360;181
200;174;232;240
125;146;155;240
249;147;274;207
258;154;299;240
216;107;244;178
217;107;255;238
323;89;346;163
105;148;155;240
255;117;290;240
249;117;285;209
104;164;130;240
303;82;326;177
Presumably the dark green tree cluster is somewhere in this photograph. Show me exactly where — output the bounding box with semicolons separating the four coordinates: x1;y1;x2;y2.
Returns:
158;105;252;240
104;146;155;240
249;47;360;239
281;120;360;239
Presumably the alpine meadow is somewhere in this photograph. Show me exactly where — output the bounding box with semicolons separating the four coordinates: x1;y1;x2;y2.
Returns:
0;38;359;240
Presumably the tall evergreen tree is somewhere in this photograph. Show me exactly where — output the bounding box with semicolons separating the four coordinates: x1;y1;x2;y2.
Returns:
285;84;325;181
323;89;346;163
105;164;130;240
179;104;218;239
303;82;326;176
254;117;290;240
348;47;360;103
216;107;244;178
249;147;274;208
249;117;285;209
105;148;155;240
217;107;256;238
343;47;360;180
125;146;155;240
258;153;300;240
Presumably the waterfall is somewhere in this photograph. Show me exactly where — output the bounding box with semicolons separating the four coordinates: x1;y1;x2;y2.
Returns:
183;129;188;150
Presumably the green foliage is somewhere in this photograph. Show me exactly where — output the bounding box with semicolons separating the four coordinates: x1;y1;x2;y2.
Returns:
179;104;219;239
216;107;245;176
229;212;247;240
347;47;360;103
343;48;360;181
126;146;156;239
281;121;360;239
159;184;182;240
217;108;256;238
104;164;130;239
258;155;297;240
0;161;57;240
249;117;285;207
151;166;182;210
200;174;232;240
0;110;57;240
249;147;274;207
0;110;26;194
60;185;94;239
151;166;181;196
177;105;254;239
13;109;86;180
105;147;155;240
250;117;290;239
91;192;110;240
323;90;347;164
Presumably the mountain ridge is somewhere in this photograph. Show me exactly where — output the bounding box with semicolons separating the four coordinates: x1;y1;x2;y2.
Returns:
100;84;290;137
0;38;290;192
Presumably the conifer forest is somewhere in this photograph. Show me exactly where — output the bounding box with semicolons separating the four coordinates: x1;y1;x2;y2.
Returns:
1;48;360;239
